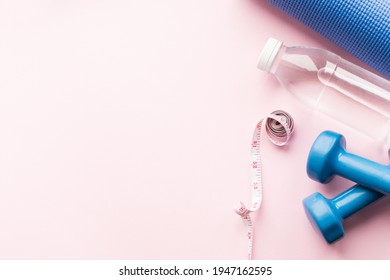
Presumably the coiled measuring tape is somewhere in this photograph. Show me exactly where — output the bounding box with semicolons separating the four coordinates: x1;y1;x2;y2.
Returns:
234;110;294;260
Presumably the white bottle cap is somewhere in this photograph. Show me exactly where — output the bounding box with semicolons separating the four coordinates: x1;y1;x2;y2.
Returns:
257;37;283;72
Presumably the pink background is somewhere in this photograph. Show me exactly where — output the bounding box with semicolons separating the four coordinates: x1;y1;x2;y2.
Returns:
0;0;389;259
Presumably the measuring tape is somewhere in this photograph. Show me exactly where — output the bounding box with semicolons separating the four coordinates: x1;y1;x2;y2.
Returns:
234;110;294;260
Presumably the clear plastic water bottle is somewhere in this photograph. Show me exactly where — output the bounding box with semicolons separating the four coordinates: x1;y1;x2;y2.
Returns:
258;37;390;147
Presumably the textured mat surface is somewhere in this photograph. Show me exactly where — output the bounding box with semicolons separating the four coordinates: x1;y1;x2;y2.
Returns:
267;0;390;79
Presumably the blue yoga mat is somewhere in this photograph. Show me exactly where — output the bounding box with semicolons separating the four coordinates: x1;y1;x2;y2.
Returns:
267;0;390;79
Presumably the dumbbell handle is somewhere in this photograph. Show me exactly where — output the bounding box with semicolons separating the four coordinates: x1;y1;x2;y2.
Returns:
331;184;384;219
336;150;390;195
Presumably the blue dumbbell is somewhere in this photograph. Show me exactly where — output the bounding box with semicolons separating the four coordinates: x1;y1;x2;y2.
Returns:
303;185;383;243
307;130;390;195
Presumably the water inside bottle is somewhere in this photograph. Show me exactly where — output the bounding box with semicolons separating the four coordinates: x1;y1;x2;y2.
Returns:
318;64;390;118
316;64;390;145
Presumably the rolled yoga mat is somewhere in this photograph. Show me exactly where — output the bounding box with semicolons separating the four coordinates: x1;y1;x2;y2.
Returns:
267;0;390;79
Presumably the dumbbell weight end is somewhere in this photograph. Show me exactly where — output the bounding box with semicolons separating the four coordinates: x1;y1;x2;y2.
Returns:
307;131;390;195
303;185;383;243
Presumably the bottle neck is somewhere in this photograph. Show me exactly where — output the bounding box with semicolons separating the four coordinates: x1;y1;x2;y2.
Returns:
269;45;286;75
